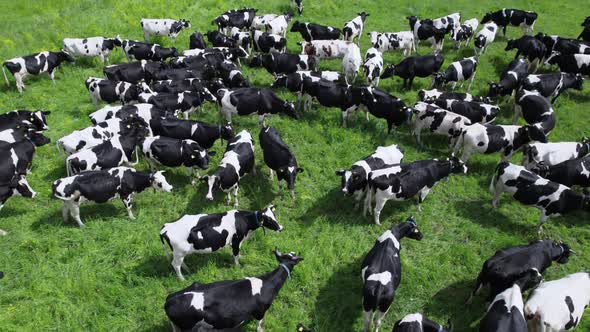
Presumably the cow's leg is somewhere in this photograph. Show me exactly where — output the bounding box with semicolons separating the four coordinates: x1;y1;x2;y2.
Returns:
233;186;239;208
536;213;549;235
146;158;158;172
71;202;84;228
268;168;274;180
512;105;522;125
256;319;264;332
373;191;388;225
363;311;373;332
15;74;24;94
452;81;458;91
143;31;149;41
49;70;56;84
171;252;186;281
122;194;135;220
491;184;502;209
0;229;6;236
61;203;70;222
467;72;476;91
226;190;232;205
374;310;388;332
169;321;181;332
418;187;431;211
414;127;423;146
278;180;283;197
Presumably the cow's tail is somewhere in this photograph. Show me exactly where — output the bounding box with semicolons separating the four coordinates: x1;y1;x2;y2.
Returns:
66;158;72;177
56;140;65;156
2;64;9;85
160;228;172;258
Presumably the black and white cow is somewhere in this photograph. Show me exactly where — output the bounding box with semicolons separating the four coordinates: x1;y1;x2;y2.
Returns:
579;21;590;43
514;89;555;134
505;35;547;72
432;99;499;124
217;88;297;123
206;30;237;48
482;9;538;35
230;27;252;53
149;66;216;83
293;0;303;15
393;313;452;332
299;40;356;58
85;77;141;107
216;61;249;88
546;53;590;77
354;87;412;133
488;58;529;99
160;205;282;280
103;60;167;84
164;249;302;331
451;18;479;49
0;127;32;145
88;103;171;127
468;239;572;304
122;40;178;62
432;13;461;32
63;36;121;63
525;272;590;332
370;31;415;56
479;270;543;332
52;167;172;227
474;22;499;56
2;50;73;93
381;53;445;89
271;71;343;109
212;8;257;33
535;35;590;58
260;126;303;198
418;88;490;103
361;217;422;332
491;162;590;232
343;12;370;42
342;43;362;84
0;131;50;175
521;72;584;103
201;130;254;207
189;32;206;49
253;30;287;53
152;78;223;96
362;48;383;87
249;52;319;76
266;14;292;37
290;21;341;41
299;79;360;121
140;19;191;41
531;155;590;188
138;90;215;119
522;139;590;169
0;148;36;210
433;56;478;91
407;16;447;52
0;110;50;131
411;102;472;147
150;117;234;150
251;14;279;30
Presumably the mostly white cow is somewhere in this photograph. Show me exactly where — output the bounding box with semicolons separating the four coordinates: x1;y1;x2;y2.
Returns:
62;36;121;63
3;51;73;93
140;18;191;41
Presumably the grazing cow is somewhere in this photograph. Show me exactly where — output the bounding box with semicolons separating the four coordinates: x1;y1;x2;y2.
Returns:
381;53;445;89
521;72;584;103
454;123;547;162
290;21;341;41
468;240;572;304
62;36;121;63
206;30;237;48
140;19;191;41
253;30;287;53
531;155;590;188
372;31;415;56
514;89;555;134
336;144;404;209
299;40;356;58
342;43;362;84
433;56;478;91
189;32;206;49
217;88;297;123
52;167;172;226
138;90;215;119
479;270;543;332
260;126;303;198
491;162;590;232
249;52;319;76
354;87;412;133
482;9;538;35
122;40;178;62
0;110;50;131
418;88;489;103
361;217;422;332
151;117;234;150
343;12;370;42
522;139;590;169
266;14;291;37
488;58;529;99
411;102;472;147
229;27;252;53
535;35;590;58
299;79;361;121
85;77;141;107
432;99;499;124
160;205;282;280
524;272;590;332
393;313;452;332
474;22;499;55
451;18;479;49
2;51;73;93
103;60;167;84
164;249;302;331
546;53;590;77
366;157;467;224
212;8;257;33
0;131;50;175
201;130;254;207
88;103;170;127
505;36;547;72
362;48;383;87
407;16;447;52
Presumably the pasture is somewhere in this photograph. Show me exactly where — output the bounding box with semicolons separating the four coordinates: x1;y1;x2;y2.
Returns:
0;0;589;331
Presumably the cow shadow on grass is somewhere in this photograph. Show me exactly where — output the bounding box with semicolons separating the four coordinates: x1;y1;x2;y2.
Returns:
423;279;484;331
138;321;171;332
43;164;66;181
452;200;531;235
30;201;123;230
135;251;237;279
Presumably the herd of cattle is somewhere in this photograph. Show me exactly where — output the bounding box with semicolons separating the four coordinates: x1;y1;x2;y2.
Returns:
2;3;590;332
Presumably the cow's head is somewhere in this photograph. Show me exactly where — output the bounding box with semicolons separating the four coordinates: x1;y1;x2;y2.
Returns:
553;241;574;264
448;155;468;174
357;12;370;22
282;13;293;23
487;82;502;98
522;124;548;143
277;163;304;192
282;101;299;119
505;39;517;51
201;174;219;200
432;72;448;87
481;13;492;24
150;171;173;192
399;216;423;241
273;248;304;270
58;50;75;63
335;166;367;196
514;268;544;291
271;75;288;89
290;21;303;32
10;175;36;198
23;110;50;130
27;131;51;147
380;64;395;79
573;74;585;91
248;55;263;68
182;141;212;169
259;204;283;232
407;16;418;29
112;35;123;47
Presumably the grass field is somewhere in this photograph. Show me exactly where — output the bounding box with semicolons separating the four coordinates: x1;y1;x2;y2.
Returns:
1;0;589;331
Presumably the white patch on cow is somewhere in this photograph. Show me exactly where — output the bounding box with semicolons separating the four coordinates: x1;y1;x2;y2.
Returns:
320;71;341;81
400;313;423;324
372;145;404;164
525;142;585;167
246;277;263;295
187;292;205;311
367;271;392;286
527;75;541;84
287;166;295;173
228;70;240;80
574;54;590;68
451;61;465;81
377;230;400;249
488;284;524;316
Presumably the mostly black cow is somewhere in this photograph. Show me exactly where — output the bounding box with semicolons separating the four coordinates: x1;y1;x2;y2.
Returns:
103;60;167;84
482;9;538;35
189;32;206;49
505;35;547;71
122;40;178;62
151;117;234;150
217;88;297;123
514;89;555;134
249;52;319;76
85;77;141;107
290;21;341;41
531;155;590;188
260;126;303;198
521;72;584;103
381;53;444;89
488;58;529;99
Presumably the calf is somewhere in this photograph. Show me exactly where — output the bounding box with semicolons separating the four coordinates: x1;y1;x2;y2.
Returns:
0;110;50;131
150;117;234;149
418;88;490;103
85;77;141;107
482;9;538;35
249;52;319;76
372;31;415;56
217;88;297;123
432;98;499;124
505;36;547;72
488;58;529;99
407;16;447;52
522;139;590;169
206;30;237;48
138;91;214;119
160;205;282;280
260;126;303;198
531;155;590;188
355;87;412;133
164;249;302;331
3;50;73;93
88;103;170;126
266;14;291;37
521;72;584;103
362;217;422;332
103;60;167;84
362;47;383;87
491;162;590;232
230;27;252;53
433;56;478;91
122;40;178;62
546;53;590;77
140;18;191;41
253;30;287;53
524;272;590;332
212;8;257;33
290;21;341;41
451;18;479;49
201;130;255;207
381;53;445;89
393;313;452;332
468;239;572;304
514;89;555;134
343;12;370;42
342;43;362;84
52;167;172;226
189;32;206;49
474;22;498;55
299;40;356;58
63;36;121;63
411;102;471;147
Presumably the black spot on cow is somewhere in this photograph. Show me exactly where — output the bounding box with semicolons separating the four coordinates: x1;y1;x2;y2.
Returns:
452;117;461;123
75;141;87;151
111;168;119;177
565;296;579;329
478;142;485;146
0;271;4;279
91;129;102;139
82;39;87;44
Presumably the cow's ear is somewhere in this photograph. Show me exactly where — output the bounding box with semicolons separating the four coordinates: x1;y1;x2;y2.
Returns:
208;150;217;156
335;169;345;176
42;111;51;115
297;167;304;173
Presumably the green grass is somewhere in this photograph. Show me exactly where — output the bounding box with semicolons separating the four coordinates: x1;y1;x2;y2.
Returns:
1;0;589;331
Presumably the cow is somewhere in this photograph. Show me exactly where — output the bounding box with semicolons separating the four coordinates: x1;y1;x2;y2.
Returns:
432;13;461;32
0;173;36;212
514;89;555;134
160;205;282;280
491;162;590;232
417;88;490;103
152;78;223;96
164;249;302;331
372;31;415;56
212;8;257;33
432;99;499;124
361;217;422;332
206;30;237;48
524;272;590;332
52;167;172;227
482;9;538;35
2;50;74;93
535;34;590;58
271;71;343;110
260;126;303;198
411;102;472;147
122;40;178;62
393;313;452;332
150;117;234;150
140;18;191;41
290;21;341;41
299;79;361;122
266;14;291;37
343;12;370;42
488;58;529;99
579;22;590;42
217;88;298;123
253;30;287;53
521;72;584;103
103;60;167;84
342;43;362;84
299;40;356;58
251;14;278;30
85;77;141;108
201;130;254;207
189;32;206;49
432;56;478;91
216;61;249;88
479;270;543;332
88;103;171;127
467;239;572;304
381;53;445;89
249;52;319;76
62;36;121;63
407;16;447;52
530;155;590;188
522;139;590;169
505;36;547;72
336;144;404;209
451;18;479;49
0;127;34;145
366;157;467;224
138;90;215;119
150;66;216;83
546;53;590;77
353;87;412;133
230;27;252;53
0;131;50;175
293;0;303;15
0;110;50;131
474;22;499;56
362;48;383;87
